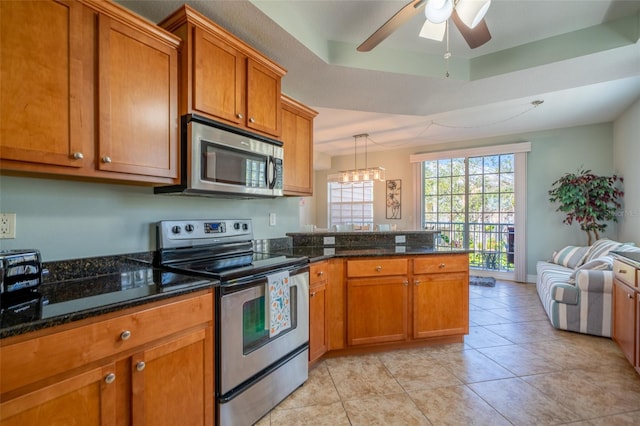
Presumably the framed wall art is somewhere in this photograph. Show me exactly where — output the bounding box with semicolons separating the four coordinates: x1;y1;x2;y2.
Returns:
386;179;401;219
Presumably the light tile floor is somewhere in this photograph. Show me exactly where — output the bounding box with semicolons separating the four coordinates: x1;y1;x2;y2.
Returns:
255;280;640;425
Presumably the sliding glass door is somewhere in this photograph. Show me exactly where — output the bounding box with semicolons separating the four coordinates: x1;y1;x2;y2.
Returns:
414;143;529;280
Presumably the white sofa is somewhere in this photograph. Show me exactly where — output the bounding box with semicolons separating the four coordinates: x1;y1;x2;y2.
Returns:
536;239;640;337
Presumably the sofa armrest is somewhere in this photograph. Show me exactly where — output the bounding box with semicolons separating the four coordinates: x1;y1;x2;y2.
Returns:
575;269;614;294
551;283;579;304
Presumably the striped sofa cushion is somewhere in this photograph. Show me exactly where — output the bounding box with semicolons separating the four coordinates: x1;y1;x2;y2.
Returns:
583;239;623;263
552;245;589;268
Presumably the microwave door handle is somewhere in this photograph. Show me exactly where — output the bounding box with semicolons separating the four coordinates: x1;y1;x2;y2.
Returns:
267;156;276;189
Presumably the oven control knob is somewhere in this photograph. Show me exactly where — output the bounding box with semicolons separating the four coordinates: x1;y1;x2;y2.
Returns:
234;223;240;230
185;224;194;233
171;225;181;234
242;223;249;231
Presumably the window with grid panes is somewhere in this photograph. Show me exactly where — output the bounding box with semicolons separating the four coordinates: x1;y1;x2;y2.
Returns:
328;181;374;228
422;154;515;272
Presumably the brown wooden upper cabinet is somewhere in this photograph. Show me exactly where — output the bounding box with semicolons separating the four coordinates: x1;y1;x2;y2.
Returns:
160;5;286;139
0;0;180;184
282;95;318;196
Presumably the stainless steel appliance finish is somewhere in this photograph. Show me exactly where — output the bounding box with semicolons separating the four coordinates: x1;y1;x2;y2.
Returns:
219;264;309;395
154;115;283;198
218;346;308;426
155;219;309;426
0;249;42;294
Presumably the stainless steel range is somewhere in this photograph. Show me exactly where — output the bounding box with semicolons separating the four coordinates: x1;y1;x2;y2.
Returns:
154;219;309;426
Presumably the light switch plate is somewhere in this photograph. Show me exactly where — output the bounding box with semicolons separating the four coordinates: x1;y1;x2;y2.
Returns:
395;235;406;244
323;236;335;245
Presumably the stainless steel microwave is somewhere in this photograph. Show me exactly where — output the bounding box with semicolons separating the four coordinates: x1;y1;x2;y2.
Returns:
155;115;283;198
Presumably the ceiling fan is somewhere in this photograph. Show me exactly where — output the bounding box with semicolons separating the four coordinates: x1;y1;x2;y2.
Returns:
357;0;492;52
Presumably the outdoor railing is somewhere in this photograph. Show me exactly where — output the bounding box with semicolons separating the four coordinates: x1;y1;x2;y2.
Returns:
425;221;514;272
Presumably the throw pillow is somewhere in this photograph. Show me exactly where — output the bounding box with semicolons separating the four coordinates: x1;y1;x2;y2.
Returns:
568;256;614;283
583;239;623;263
551;245;589;269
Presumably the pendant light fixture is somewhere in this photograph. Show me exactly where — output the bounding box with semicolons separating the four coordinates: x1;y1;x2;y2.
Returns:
338;134;385;183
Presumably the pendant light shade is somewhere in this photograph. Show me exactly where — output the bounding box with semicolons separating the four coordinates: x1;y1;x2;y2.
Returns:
455;0;491;29
419;19;446;41
424;0;453;24
333;134;385;184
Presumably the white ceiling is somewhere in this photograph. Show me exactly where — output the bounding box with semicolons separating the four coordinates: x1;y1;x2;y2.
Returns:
118;0;640;158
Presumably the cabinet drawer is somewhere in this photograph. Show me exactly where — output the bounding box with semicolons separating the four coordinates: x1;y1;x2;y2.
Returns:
413;254;468;274
347;258;408;277
1;292;212;394
614;259;637;288
310;261;328;285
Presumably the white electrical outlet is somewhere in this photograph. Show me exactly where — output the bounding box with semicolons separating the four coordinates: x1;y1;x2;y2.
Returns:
0;213;17;239
269;213;276;226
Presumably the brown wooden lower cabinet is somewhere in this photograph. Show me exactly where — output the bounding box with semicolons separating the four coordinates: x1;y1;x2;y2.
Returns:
316;254;469;356
347;276;409;346
309;261;329;363
1;363;117;426
0;291;214;426
612;255;640;373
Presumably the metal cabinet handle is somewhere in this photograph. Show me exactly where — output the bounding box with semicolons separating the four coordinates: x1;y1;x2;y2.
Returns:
439;263;446;268
72;152;84;160
120;330;131;341
136;361;146;372
102;156;112;164
618;269;628;274
105;373;116;384
236;113;243;119
249;117;256;123
628;293;634;299
403;280;409;286
375;266;382;272
414;279;421;286
310;292;316;297
317;271;324;277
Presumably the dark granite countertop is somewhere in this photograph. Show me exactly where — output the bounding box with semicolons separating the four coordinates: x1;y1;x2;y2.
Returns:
1;243;467;339
273;246;470;263
1;258;217;339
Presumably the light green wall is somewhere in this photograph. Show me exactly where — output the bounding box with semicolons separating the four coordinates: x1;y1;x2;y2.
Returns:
614;97;640;243
1;118;632;274
314;123;618;277
0;176;301;261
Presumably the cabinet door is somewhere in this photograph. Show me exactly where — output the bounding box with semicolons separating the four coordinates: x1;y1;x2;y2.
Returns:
282;96;316;196
246;58;281;137
97;14;178;180
413;272;469;339
347;277;408;346
131;327;214;426
0;0;91;168
1;364;116;426
636;293;640;371
613;280;636;366
309;280;328;363
192;27;244;126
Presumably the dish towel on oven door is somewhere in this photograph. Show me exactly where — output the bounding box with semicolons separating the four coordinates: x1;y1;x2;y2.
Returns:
266;270;291;337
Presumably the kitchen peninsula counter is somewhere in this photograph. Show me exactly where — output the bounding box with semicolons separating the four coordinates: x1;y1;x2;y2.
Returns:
276;245;469;263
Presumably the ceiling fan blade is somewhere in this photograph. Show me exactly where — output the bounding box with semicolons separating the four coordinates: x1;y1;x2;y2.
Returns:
357;0;426;52
451;9;491;49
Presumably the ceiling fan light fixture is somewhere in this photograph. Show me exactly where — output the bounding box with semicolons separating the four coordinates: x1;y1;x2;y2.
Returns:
419;19;446;41
424;0;453;24
455;0;491;29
